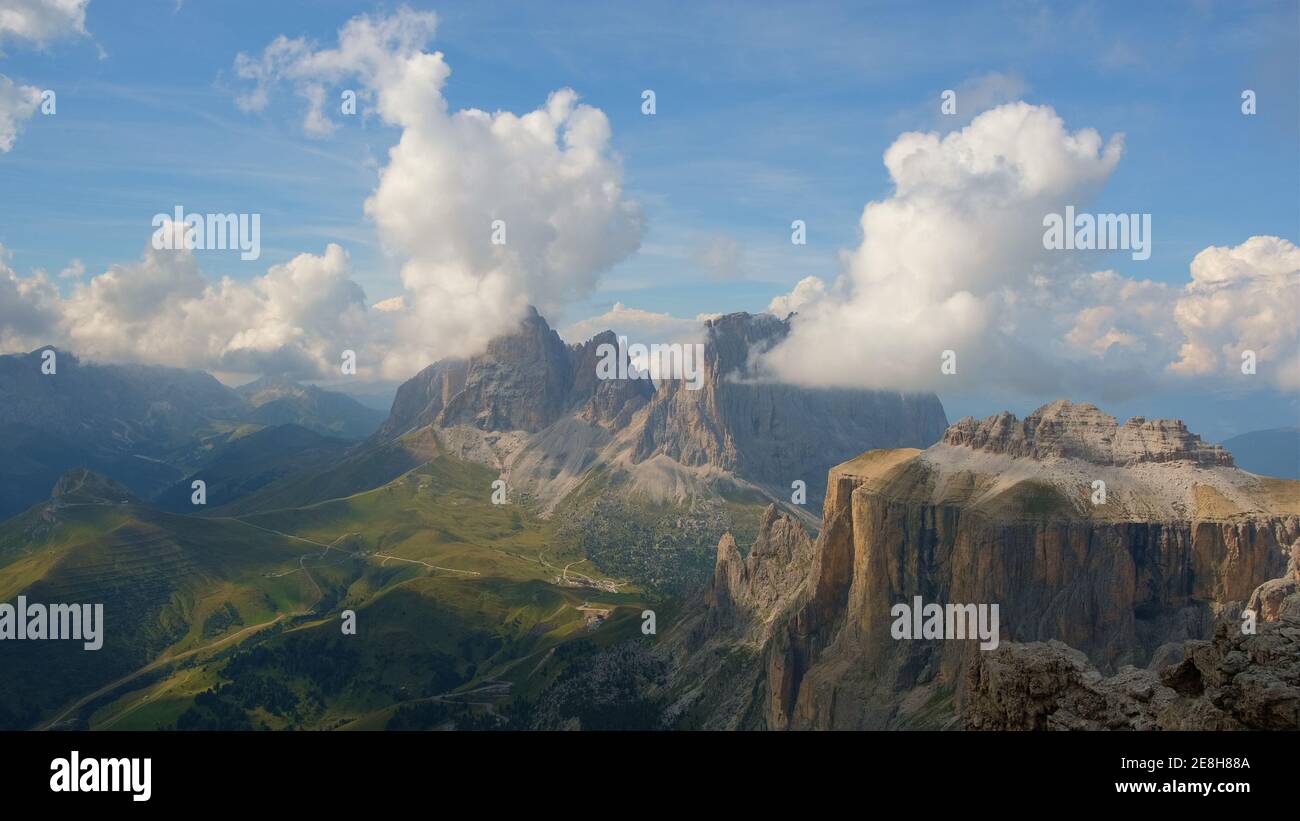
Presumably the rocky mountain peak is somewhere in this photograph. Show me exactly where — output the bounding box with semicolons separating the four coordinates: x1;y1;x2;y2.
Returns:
703;311;789;379
942;399;1234;467
373;307;947;514
706;504;814;631
374;306;651;440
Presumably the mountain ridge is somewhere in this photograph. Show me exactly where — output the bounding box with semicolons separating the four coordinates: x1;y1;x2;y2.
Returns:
370;307;949;514
0;348;387;520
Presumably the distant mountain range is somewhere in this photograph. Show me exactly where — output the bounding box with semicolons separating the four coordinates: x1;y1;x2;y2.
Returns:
0;349;385;519
151;424;355;512
238;375;387;440
1221;428;1300;480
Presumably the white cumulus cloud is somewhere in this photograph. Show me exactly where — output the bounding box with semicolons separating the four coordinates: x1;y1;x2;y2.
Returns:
0;0;89;49
767;275;827;318
0;228;386;380
0;75;41;151
762;102;1124;392
1168;236;1300;390
233;7;643;377
761;102;1297;396
0;246;60;350
0;0;92;152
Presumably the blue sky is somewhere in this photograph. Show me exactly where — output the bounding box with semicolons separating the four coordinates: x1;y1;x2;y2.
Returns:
1;0;1297;437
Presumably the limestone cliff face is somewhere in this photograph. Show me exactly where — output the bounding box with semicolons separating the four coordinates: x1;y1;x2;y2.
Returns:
965;552;1300;730
1247;541;1300;622
673;401;1300;730
659;505;815;729
707;505;815;628
626;312;949;506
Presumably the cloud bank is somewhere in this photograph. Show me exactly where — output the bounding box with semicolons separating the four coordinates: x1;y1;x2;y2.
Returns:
2;18;1293;402
1;8;644;381
0;227;379;379
762;102;1298;394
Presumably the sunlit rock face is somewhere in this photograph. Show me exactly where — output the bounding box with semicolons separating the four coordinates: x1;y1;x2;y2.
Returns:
665;402;1300;730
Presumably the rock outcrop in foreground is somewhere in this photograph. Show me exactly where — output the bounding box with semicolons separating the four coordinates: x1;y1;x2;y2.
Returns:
966;544;1300;730
965;619;1299;730
665;401;1300;730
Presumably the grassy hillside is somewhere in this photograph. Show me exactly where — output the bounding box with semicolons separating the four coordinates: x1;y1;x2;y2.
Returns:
1;444;658;730
0;502;316;729
210;426;442;516
153;424;353;511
